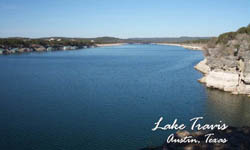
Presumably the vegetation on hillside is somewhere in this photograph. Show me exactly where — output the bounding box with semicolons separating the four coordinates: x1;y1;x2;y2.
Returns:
216;25;250;44
204;24;250;57
181;38;211;44
0;38;93;49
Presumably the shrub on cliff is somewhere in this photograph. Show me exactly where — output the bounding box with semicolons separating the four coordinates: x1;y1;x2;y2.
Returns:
237;26;250;34
205;25;250;59
217;32;237;44
216;25;250;45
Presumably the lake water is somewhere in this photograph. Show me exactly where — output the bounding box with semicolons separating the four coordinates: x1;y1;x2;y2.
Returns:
0;44;250;150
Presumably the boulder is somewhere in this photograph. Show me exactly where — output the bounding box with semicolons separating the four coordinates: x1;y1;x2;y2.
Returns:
194;59;210;74
205;71;239;92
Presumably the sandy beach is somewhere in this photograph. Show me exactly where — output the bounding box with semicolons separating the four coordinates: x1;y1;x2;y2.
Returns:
154;43;205;50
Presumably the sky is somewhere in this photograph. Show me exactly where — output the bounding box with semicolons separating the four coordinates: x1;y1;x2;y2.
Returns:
0;0;250;38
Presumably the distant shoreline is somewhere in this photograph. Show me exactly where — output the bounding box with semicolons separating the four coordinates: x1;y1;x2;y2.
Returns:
154;43;205;51
0;42;204;56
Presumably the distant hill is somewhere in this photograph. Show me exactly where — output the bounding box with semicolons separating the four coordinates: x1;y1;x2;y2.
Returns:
1;36;211;44
127;37;211;43
83;36;212;43
89;37;124;43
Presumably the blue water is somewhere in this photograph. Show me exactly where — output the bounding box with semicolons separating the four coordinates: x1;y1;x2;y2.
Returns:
0;44;250;150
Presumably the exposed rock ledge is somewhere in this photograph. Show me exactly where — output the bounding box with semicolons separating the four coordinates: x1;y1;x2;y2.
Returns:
195;59;250;95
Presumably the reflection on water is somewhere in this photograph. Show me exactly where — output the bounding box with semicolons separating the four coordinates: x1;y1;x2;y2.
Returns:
205;86;250;127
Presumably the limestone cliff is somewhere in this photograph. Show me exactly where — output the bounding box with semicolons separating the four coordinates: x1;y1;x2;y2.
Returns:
195;25;250;95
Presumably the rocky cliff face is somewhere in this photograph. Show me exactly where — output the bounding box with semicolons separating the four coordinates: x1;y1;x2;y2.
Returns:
195;25;250;95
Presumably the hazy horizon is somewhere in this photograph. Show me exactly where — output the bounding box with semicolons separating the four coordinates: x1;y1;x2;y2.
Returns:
1;0;249;38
